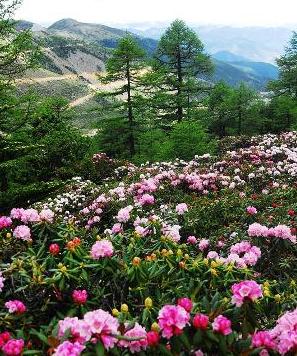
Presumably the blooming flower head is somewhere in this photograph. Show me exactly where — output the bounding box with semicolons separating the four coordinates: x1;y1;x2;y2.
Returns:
72;290;88;305
119;323;148;353
116;206;133;223
193;314;209;330
198;239;210;251
212;315;232;335
90;240;113;259
0;216;12;230
247;206;257;215
252;331;276;350
176;203;188;215
5;300;26;314
146;331;159;347
248;223;269;237
39;209;55;223
1;339;24;356
158;305;190;339
0;332;10;348
231;280;262;307
58;317;91;344
177;297;193;312
20;208;40;224
53;341;85;356
83;309;119;349
13;225;31;241
138;194;155;206
187;236;197;244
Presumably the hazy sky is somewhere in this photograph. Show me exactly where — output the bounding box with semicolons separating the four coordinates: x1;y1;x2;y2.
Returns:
15;0;297;28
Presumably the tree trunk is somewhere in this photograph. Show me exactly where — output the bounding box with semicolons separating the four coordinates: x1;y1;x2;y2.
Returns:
176;47;183;122
126;59;135;157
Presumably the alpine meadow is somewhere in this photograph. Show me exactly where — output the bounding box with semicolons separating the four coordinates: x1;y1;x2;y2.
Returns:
2;0;297;355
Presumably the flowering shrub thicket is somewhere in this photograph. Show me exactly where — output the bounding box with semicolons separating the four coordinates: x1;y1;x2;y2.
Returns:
1;132;297;355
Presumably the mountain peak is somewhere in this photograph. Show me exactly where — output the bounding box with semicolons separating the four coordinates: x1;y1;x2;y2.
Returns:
48;18;80;30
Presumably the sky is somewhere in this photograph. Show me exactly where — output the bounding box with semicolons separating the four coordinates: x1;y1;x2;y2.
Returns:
15;0;297;28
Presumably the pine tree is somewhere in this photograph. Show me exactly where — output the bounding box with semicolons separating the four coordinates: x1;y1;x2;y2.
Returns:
269;31;297;98
97;34;146;158
147;19;213;123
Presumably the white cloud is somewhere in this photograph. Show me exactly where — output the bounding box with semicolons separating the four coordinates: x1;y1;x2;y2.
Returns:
15;0;297;28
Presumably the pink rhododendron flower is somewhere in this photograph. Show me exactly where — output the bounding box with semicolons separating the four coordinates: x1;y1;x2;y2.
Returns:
198;239;210;251
193;314;209;330
0;332;10;348
5;300;26;314
72;290;88;305
13;225;31;241
175;203;188;215
252;331;276;349
138;194;155;206
119;323;148;353
146;331;159;347
49;243;60;256
212;315;232;335
0;216;12;230
231;280;262;307
58;317;91;344
177;298;193;312
111;223;123;234
84;309;119;349
53;341;85;356
247;206;257;215
194;351;204;356
207;251;219;259
158;305;190;339
116;206;133;223
248;223;269;237
90;240;113;259
1;339;24;356
10;208;25;220
39;209;55;223
187;236;197;244
20;208;40;223
162;224;181;242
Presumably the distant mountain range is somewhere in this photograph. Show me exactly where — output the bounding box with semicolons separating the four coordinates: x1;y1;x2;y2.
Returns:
127;24;293;64
16;18;281;89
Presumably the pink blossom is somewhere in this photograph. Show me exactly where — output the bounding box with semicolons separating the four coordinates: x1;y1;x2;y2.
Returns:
207;251;219;259
0;332;10;348
146;331;159;347
13;225;31;241
10;208;25;220
194;351;204;356
175;203;188;215
138;194;155;206
116;206;133;223
198;239;210;251
247;206;257;215
53;341;85;356
20;208;40;223
0;216;12;230
231;280;262;307
162;224;181;242
248;223;269;237
187;236;197;244
119;323;147;353
1;339;24;356
5;300;26;314
193;314;209;330
111;223;123;234
177;297;193;312
39;209;55;223
72;290;88;305
90;240;113;259
58;317;91;344
158;305;190;339
84;309;119;349
252;331;276;349
212;315;232;335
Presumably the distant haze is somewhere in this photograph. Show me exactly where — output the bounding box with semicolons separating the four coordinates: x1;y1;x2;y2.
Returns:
16;0;297;28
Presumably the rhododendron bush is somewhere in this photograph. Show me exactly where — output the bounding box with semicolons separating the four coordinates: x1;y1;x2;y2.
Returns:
1;132;297;355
